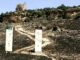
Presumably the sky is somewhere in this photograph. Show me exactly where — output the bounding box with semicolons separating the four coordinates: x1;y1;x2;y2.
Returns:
0;0;80;13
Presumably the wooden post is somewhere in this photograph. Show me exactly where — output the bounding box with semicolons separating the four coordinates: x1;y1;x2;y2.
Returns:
5;23;13;52
35;27;42;53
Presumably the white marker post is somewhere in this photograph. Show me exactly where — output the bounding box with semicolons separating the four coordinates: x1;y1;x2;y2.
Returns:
35;29;42;53
5;25;13;52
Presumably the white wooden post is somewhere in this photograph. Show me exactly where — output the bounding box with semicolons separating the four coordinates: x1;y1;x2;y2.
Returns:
35;29;42;52
5;26;13;52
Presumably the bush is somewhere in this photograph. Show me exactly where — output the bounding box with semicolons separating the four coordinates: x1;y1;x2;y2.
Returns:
74;13;80;19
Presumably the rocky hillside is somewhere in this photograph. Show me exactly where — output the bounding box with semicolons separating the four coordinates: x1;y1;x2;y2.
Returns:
0;4;80;60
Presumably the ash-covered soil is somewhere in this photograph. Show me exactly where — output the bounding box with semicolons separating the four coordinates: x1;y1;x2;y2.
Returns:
0;19;80;60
